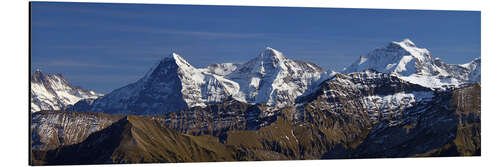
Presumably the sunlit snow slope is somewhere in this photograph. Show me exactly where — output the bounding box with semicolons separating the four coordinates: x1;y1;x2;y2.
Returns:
343;39;480;88
30;70;101;112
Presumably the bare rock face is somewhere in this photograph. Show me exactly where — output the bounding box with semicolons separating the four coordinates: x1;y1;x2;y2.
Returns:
31;111;124;151
322;83;481;158
163;98;280;139
32;115;237;165
297;70;434;124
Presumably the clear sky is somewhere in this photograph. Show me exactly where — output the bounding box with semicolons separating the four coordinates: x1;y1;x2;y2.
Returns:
30;2;480;93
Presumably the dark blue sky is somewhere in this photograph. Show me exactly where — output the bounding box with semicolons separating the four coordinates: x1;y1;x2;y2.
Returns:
31;2;480;93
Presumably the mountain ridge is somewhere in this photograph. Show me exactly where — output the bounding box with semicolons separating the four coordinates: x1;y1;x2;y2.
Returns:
34;39;480;115
30;70;101;112
82;47;329;115
30;39;481;164
343;39;480;88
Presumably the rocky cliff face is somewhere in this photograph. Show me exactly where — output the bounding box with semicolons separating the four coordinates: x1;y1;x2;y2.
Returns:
297;70;434;124
162;99;280;138
31;111;123;151
335;83;481;158
31;83;480;165
32;115;237;165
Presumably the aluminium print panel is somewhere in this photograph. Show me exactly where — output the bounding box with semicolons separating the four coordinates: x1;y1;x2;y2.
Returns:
29;1;480;165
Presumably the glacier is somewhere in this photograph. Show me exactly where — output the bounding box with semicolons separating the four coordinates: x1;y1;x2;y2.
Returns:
344;39;480;89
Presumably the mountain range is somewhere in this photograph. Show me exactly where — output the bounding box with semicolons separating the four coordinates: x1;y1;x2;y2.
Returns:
30;39;481;165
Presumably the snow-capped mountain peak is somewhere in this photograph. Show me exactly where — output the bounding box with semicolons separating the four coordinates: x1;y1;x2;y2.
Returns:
83;47;329;115
227;47;328;107
397;38;416;47
170;52;192;67
262;47;286;61
392;38;431;62
344;39;435;76
87;52;241;115
344;39;480;88
31;71;101;112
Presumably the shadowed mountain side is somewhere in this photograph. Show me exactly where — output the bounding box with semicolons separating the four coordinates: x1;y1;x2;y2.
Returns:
31;111;124;151
32;116;237;165
162;98;279;141
31;83;480;165
321;83;481;158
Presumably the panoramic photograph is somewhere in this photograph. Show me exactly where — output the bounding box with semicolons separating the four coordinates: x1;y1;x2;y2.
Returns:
29;2;481;165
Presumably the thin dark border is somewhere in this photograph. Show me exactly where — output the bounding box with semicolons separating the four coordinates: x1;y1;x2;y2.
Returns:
28;1;32;165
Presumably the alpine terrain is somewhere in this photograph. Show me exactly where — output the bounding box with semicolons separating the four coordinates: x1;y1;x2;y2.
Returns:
30;39;481;165
30;70;101;113
344;39;480;88
84;47;329;115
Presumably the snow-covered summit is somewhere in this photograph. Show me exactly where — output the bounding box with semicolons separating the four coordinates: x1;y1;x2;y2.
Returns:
344;39;434;76
262;47;286;61
397;38;416;47
227;47;327;107
343;39;480;88
81;48;330;115
31;70;101;112
87;52;240;115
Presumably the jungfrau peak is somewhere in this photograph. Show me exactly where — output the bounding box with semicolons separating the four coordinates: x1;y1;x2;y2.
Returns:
344;38;437;76
343;38;480;88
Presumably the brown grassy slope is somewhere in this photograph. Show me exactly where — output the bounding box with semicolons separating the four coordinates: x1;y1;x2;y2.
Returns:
225;105;373;160
111;115;235;163
32;115;236;165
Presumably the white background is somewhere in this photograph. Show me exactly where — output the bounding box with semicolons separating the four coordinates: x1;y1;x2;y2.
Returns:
0;0;498;166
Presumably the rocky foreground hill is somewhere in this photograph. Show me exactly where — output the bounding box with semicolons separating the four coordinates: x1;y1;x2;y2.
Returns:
30;39;480;165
